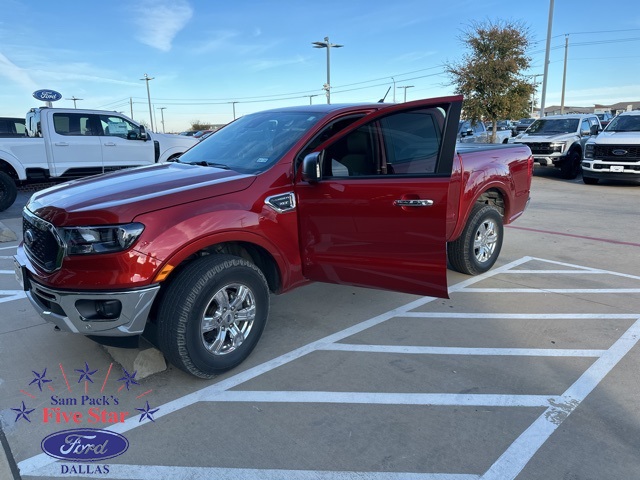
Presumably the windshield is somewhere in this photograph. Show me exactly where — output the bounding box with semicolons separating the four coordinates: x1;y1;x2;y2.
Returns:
526;118;579;135
178;110;322;174
604;115;640;132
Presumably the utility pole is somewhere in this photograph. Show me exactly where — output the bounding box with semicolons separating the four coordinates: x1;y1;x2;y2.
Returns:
539;0;554;119
130;97;134;119
560;35;569;114
67;96;83;109
158;107;167;133
140;73;154;132
230;101;238;120
391;77;396;102
305;94;319;105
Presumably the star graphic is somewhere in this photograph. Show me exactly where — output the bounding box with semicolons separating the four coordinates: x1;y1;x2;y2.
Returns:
75;362;98;383
12;401;35;423
29;368;52;392
136;401;159;423
117;368;139;391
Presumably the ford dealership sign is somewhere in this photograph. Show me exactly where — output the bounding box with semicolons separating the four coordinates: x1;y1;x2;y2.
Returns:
33;89;62;102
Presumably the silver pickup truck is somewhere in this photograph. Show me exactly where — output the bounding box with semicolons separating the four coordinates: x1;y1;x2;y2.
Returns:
512;114;601;179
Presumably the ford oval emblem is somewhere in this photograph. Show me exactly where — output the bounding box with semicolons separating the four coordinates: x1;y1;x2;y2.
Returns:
24;229;35;248
32;89;63;102
41;428;129;462
612;149;628;156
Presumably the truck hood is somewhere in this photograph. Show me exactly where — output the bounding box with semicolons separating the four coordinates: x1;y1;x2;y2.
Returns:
516;132;576;142
27;162;256;225
589;131;640;144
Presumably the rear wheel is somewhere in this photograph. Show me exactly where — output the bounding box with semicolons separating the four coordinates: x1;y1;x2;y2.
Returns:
447;203;503;276
157;255;269;378
0;171;17;212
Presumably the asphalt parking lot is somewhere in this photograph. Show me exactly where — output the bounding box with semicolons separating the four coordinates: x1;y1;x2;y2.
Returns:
2;168;640;480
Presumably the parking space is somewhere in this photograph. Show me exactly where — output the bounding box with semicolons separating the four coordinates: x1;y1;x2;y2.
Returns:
2;176;640;480
3;253;638;480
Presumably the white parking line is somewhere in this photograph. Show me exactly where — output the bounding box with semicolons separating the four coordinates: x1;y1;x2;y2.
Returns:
16;256;640;480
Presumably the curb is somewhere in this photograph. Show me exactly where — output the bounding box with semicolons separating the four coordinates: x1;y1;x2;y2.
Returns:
102;338;167;380
0;221;17;243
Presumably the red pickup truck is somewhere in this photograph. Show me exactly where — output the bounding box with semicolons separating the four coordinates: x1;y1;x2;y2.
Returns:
14;96;533;378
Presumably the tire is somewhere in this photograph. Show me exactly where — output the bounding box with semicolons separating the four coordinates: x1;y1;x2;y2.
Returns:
560;149;581;179
156;255;270;378
447;203;503;276
0;171;17;212
582;175;599;185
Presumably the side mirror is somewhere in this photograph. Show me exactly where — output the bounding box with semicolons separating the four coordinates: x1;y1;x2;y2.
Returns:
139;126;148;141
580;129;592;137
590;125;599;136
302;152;322;183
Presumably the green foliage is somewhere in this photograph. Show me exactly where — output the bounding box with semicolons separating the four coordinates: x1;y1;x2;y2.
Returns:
190;120;212;131
445;19;535;142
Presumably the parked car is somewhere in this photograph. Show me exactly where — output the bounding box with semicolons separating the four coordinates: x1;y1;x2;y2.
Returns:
582;110;640;184
595;112;614;129
458;120;489;143
514;118;536;134
14;96;533;378
179;130;197;136
513;114;601;179
193;129;213;139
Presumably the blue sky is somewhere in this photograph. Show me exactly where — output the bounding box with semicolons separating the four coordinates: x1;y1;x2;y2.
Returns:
1;0;639;132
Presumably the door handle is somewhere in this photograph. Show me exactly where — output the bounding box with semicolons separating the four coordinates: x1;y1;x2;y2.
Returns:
103;142;116;146
54;142;69;146
393;199;434;207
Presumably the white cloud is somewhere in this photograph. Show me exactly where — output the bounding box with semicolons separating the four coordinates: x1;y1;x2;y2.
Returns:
133;0;193;52
0;52;38;92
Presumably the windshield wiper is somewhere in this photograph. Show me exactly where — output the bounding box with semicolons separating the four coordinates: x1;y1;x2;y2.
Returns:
192;161;230;169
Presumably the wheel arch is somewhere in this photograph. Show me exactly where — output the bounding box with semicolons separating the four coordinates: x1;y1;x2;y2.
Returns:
0;156;23;181
449;186;507;243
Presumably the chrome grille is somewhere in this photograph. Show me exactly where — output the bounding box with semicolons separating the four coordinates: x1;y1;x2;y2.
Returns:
23;210;64;272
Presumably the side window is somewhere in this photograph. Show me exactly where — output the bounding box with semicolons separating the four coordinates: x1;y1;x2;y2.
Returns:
473;122;484;135
324;125;377;177
53;113;96;136
99;115;139;138
380;108;444;175
580;119;590;134
323;108;445;178
296;115;364;166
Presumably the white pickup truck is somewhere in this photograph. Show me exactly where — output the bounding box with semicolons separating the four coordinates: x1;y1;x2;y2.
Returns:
0;107;197;210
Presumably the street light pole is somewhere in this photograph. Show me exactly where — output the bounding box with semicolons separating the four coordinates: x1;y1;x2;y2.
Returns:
158;107;167;133
312;36;343;104
140;73;155;132
397;85;414;102
305;94;319;105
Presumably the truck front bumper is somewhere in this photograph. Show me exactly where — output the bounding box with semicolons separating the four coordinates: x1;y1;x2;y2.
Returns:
14;253;160;336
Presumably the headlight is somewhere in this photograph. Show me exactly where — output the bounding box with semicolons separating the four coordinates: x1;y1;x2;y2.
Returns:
584;143;594;159
549;142;565;153
59;223;145;255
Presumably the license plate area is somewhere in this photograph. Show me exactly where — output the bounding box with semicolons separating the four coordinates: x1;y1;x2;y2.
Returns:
13;258;27;291
610;165;624;172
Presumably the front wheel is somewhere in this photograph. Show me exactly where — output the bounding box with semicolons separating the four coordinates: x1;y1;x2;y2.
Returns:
560;150;581;179
447;203;503;276
0;171;17;212
582;175;599;185
157;255;270;378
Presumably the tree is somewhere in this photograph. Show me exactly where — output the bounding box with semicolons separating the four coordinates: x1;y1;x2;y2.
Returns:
190;120;212;131
445;19;535;143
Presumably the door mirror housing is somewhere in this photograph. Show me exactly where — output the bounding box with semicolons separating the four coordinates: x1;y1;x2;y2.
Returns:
589;125;599;136
302;152;323;183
